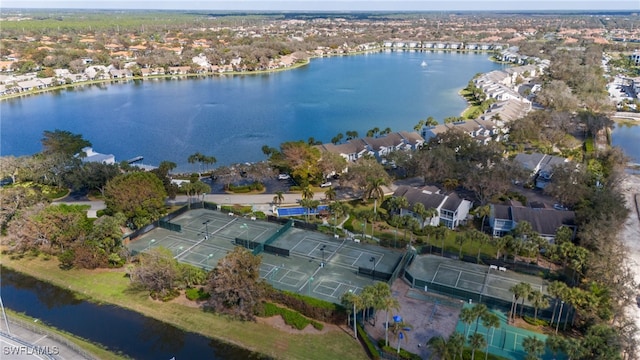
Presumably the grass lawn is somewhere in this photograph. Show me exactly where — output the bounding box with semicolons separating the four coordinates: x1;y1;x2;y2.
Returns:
0;254;367;360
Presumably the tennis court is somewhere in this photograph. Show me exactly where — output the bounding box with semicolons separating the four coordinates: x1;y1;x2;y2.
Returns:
454;303;555;360
128;208;405;304
404;255;549;313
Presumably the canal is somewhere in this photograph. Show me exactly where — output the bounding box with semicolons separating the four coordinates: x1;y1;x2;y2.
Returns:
0;267;267;360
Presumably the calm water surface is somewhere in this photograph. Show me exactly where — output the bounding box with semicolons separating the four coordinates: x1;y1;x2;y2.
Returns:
1;51;503;171
4;51;637;170
0;267;266;360
611;122;640;163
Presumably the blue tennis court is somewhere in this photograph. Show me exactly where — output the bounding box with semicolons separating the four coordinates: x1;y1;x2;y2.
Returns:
276;205;329;216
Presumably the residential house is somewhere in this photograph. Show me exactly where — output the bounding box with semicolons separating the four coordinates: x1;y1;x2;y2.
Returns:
398;131;424;150
392;185;472;229
363;133;405;161
513;153;569;188
489;204;576;242
315;139;370;162
109;68;133;79
80;147;116;165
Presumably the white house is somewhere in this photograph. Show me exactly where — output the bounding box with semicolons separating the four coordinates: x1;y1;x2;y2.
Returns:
392;185;472;229
80;147;116;165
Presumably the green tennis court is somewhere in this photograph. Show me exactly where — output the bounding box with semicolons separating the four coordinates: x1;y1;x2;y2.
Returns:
455;304;556;360
404;255;549;313
127;208;405;304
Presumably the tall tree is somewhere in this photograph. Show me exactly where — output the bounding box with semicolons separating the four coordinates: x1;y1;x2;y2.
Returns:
41;129;91;157
460;306;476;338
528;290;549;321
130;247;179;299
522;336;545;360
468;333;486;360
204;247;264;321
364;177;387;212
272;191;284;207
104;172;167;228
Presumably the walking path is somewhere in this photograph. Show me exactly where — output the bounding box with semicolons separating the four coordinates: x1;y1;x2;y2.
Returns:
0;317;93;360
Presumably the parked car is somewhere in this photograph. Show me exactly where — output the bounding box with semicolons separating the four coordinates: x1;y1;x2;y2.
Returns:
278;174;290;180
553;203;568;211
320;181;332;188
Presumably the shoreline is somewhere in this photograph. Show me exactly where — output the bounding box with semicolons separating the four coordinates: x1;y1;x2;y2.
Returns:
0;48;501;102
619;173;640;342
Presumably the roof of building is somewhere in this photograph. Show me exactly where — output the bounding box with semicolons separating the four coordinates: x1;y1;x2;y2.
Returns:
493;204;576;236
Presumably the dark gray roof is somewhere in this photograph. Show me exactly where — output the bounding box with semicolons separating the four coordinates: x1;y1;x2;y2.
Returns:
393;185;446;210
493;204;576;236
442;193;464;212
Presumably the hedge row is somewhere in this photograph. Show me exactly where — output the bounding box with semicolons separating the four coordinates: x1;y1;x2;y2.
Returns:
226;182;264;193
264;288;347;324
377;339;421;360
358;324;380;360
259;302;323;330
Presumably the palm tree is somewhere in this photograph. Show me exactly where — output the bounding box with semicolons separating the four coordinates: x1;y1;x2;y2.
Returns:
394;196;410;216
471;229;490;264
545;335;565;360
359;286;375;323
369;282;400;346
473;205;491;232
528;290;549;321
390;318;413;354
413;119;426;132
481;312;500;360
448;332;465;360
427;336;451;360
341;290;361;338
425;116;438;127
492;235;510;260
455;233;468;259
433;226;447;256
324;186;336;203
522;336;545;360
329;201;347;234
548;281;568;326
518;283;532;318
472;304;489;334
188;152;203;173
460;306;476;338
364;177;387;213
299;198;313;223
388;215;403;248
301;185;314;200
272;191;284;207
508;284;522;324
412;202;428;229
468;333;486;360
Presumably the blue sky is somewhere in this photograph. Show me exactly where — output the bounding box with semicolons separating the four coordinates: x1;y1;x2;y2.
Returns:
2;1;638;11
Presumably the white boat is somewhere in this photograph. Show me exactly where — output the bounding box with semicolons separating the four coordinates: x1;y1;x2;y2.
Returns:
421;61;427;67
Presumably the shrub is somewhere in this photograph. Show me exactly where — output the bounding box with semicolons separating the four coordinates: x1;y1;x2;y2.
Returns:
258;302;323;330
357;324;380;360
185;287;210;301
264;288;346;324
523;316;549;327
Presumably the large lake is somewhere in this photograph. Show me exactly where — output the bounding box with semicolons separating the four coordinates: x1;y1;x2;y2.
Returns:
1;51;504;172
2;51;638;171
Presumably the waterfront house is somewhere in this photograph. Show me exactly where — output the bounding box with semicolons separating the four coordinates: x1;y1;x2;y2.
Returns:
80;147;116;165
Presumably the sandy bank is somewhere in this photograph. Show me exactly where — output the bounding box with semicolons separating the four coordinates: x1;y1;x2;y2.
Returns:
619;173;640;336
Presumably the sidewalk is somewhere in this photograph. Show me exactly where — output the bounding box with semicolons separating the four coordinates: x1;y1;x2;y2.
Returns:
0;316;94;360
